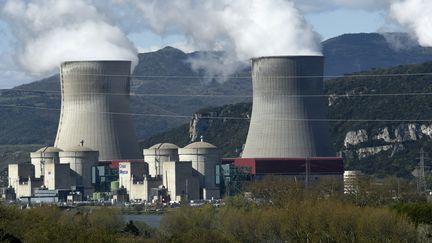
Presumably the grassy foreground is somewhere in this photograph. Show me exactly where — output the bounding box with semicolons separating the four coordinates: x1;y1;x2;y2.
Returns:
1;177;429;242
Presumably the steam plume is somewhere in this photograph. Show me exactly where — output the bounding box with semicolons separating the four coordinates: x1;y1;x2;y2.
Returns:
1;0;138;76
130;0;321;58
389;0;432;47
120;0;321;80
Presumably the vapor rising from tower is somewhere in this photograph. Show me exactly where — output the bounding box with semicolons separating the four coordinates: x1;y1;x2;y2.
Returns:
54;61;141;161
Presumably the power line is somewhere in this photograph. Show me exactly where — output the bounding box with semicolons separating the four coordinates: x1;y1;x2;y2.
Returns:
4;71;432;81
2;88;252;98
1;103;431;123
135;72;432;79
5;88;432;99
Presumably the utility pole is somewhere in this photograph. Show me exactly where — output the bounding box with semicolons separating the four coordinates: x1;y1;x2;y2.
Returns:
415;148;429;194
305;158;310;188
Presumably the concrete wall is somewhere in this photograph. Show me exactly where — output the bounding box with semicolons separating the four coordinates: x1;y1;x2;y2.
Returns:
178;148;219;190
203;188;220;200
8;163;34;190
144;148;179;177
162;161;199;201
118;161;147;191
129;178;163;202
54;61;141;161
242;56;334;158
30;152;60;178
44;163;73;190
59;151;98;196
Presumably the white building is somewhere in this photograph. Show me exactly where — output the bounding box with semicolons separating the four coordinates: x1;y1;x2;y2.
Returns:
143;143;179;178
59;145;99;196
178;141;221;200
30;146;62;178
8;163;38;198
162;161;200;202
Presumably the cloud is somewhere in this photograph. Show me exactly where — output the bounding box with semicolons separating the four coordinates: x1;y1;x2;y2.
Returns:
389;0;432;47
129;0;321;58
295;0;392;13
1;0;138;77
116;0;321;82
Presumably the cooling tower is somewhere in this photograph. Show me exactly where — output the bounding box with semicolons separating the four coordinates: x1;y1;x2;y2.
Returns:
242;56;334;158
54;61;141;161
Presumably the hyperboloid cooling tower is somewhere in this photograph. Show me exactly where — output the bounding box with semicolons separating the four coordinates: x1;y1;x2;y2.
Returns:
54;61;141;161
242;56;334;158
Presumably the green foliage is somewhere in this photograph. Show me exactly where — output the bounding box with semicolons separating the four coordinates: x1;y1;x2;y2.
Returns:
322;33;432;77
124;221;140;236
343;176;424;207
158;180;418;243
0;205;155;243
0;176;425;243
391;203;432;225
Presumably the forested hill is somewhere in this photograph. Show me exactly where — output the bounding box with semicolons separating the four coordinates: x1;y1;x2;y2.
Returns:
322;32;432;76
143;61;432;178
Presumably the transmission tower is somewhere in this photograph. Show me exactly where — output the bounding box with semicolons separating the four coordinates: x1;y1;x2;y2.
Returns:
415;148;430;194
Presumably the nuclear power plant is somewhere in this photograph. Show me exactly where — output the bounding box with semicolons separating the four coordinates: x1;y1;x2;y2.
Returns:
242;56;334;158
5;56;343;204
6;60;221;203
225;56;343;184
55;61;141;161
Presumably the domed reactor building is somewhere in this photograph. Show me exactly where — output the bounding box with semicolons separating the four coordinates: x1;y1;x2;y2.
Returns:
54;61;141;162
227;56;343;185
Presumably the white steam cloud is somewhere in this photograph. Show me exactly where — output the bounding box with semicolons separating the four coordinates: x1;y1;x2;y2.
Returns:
118;0;321;81
1;0;138;76
295;0;391;13
130;0;321;59
389;0;432;47
1;0;322;83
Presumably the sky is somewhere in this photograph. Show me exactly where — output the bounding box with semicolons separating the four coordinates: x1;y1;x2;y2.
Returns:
125;10;389;53
0;0;428;88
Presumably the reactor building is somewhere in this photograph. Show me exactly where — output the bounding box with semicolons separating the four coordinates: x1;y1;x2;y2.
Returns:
54;61;141;161
229;56;343;183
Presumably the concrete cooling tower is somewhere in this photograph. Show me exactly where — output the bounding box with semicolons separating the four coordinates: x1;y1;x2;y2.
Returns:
54;61;141;161
242;56;334;158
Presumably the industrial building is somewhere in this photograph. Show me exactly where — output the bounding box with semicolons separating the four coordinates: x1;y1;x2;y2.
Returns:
119;140;221;202
30;146;62;178
7;163;41;198
178;141;221;199
343;170;365;194
229;56;343;186
7;61;145;202
5;57;344;203
143;143;179;178
54;61;141;161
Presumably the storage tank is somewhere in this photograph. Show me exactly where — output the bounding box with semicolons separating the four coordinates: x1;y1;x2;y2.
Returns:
343;170;364;194
143;143;179;177
59;145;99;195
242;56;334;158
178;141;220;190
110;181;120;192
30;146;63;178
54;61;141;161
